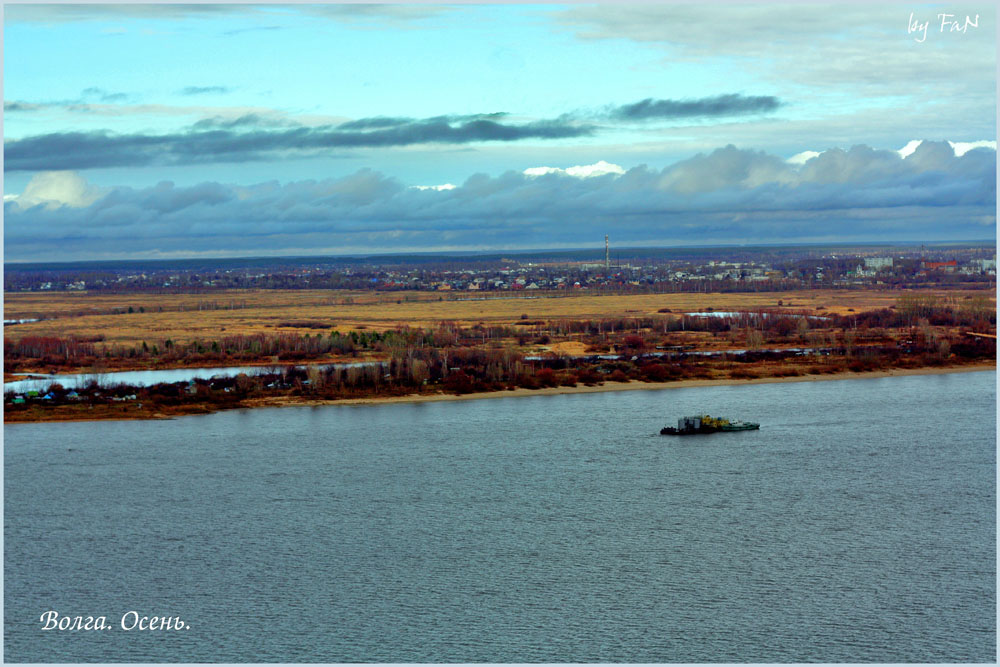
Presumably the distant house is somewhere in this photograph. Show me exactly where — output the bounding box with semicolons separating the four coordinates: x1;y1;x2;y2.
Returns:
922;260;957;272
864;257;893;270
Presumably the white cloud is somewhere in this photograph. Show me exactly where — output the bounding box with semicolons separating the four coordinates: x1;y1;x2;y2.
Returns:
524;160;625;178
949;140;997;156
897;140;923;158
410;183;457;191
787;150;820;165
898;139;996;159
12;171;106;209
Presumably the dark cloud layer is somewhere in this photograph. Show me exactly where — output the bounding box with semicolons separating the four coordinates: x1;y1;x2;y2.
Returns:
191;114;299;130
5;142;994;260
5;94;783;171
612;94;782;120
336;117;415;131
5;118;596;171
337;113;508;131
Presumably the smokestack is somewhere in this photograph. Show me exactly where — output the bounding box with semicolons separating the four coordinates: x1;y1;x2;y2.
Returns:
605;234;609;271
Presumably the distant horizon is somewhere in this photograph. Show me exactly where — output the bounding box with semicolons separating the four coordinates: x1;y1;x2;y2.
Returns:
5;239;995;270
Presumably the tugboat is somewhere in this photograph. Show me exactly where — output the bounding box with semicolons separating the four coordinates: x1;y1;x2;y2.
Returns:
660;415;760;435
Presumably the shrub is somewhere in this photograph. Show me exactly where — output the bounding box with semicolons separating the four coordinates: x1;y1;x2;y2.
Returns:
443;370;476;394
607;369;629;383
535;368;558;387
558;372;578;387
640;363;675;382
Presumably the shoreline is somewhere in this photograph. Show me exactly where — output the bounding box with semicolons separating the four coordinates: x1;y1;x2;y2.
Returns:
5;363;994;423
245;363;997;408
2;355;383;383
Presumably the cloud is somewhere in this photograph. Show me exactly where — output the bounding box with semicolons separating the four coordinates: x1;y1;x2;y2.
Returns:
411;183;457;191
336;117;415;131
81;87;130;103
895;139;996;162
524;160;625;178
5;3;456;27
4;4;239;22
222;26;282;37
949;140;996;157
4;101;44;112
179;86;232;96
5;92;789;173
5;142;994;260
338;113;508;131
8;171;108;210
787;151;820;165
5;117;596;171
897;140;924;158
191;113;299;130
298;4;456;27
610;94;782;120
657;145;796;194
6;88;134;113
4;98;321;130
554;5;995;102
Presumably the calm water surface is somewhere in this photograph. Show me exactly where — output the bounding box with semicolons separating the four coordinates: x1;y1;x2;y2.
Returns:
4;371;996;662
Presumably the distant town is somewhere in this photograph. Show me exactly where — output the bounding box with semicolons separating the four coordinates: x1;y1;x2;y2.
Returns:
4;242;996;295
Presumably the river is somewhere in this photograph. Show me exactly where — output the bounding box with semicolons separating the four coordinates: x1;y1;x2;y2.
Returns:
4;371;995;661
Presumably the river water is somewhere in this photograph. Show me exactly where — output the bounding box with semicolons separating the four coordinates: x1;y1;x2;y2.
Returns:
4;371;995;662
4;362;368;394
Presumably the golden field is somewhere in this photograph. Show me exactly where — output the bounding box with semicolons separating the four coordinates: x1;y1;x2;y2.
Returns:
3;287;994;349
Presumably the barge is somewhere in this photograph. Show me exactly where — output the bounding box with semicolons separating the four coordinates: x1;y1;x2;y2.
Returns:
660;415;759;435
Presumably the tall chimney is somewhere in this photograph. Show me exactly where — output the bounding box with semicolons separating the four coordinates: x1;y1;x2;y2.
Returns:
605;235;609;271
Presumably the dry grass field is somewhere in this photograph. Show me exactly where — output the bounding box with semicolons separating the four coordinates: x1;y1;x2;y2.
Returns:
4;287;994;349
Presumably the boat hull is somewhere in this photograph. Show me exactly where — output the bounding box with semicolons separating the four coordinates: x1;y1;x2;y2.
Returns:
660;422;759;435
720;423;760;432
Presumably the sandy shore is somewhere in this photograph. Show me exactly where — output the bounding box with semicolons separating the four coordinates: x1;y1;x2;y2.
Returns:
246;363;996;409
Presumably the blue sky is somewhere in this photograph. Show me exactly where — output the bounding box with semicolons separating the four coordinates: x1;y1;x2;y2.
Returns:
4;3;996;261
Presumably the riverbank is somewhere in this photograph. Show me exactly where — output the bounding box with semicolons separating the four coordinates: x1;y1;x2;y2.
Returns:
2;354;384;383
246;363;997;407
6;362;993;423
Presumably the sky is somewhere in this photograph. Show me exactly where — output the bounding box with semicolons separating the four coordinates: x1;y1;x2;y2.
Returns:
3;2;997;261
